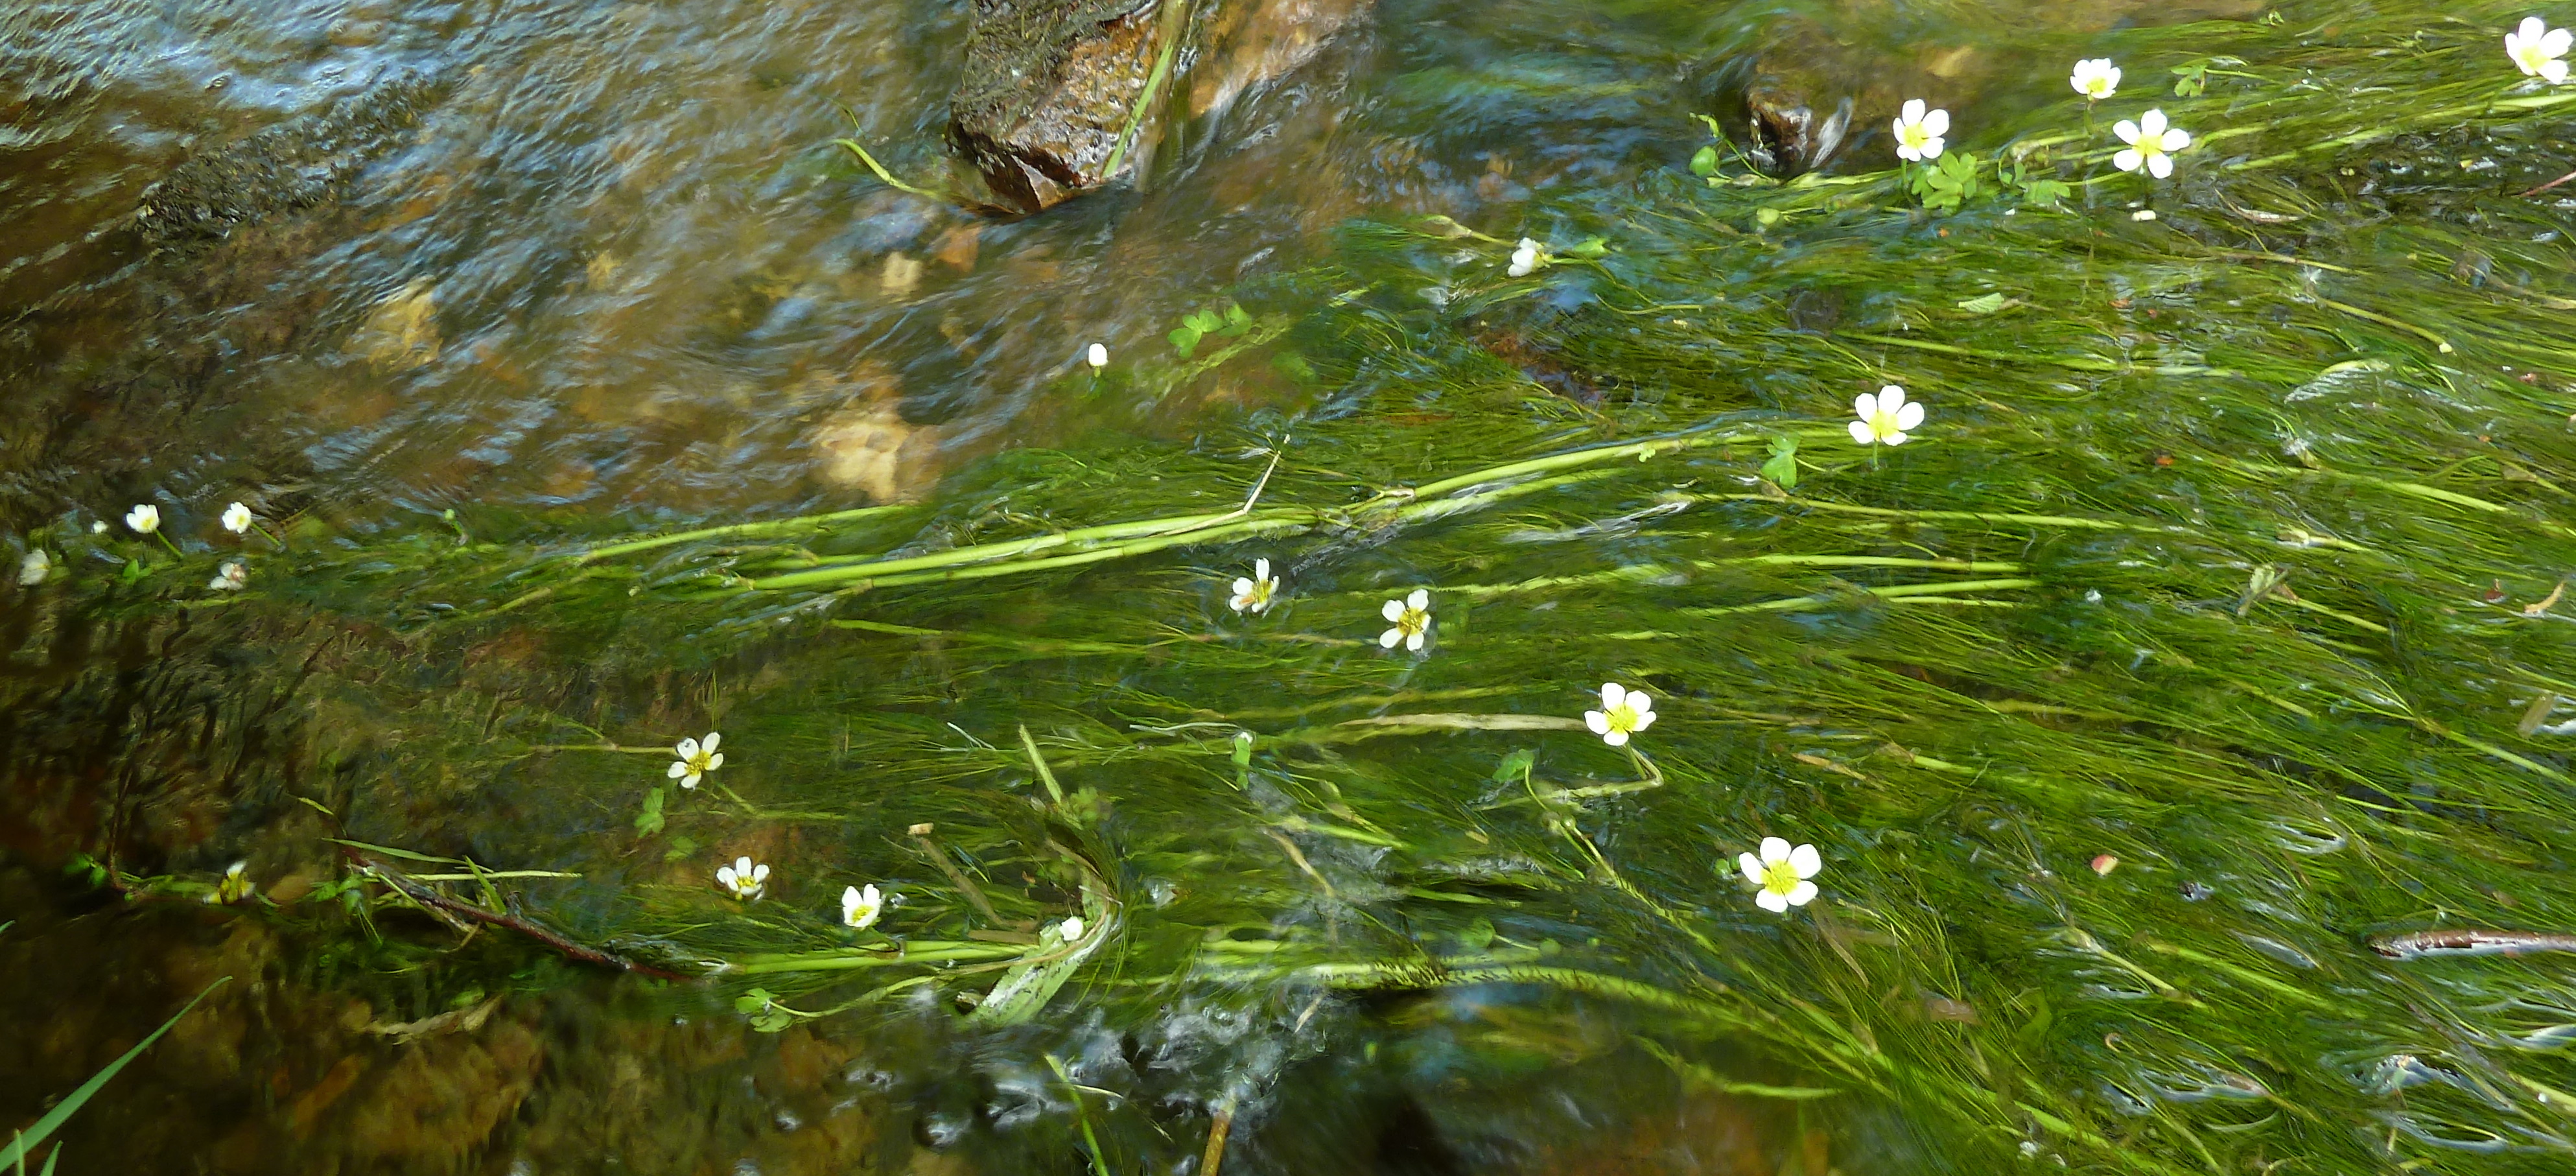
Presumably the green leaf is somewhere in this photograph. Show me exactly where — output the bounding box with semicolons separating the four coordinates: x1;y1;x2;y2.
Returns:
1492;749;1536;784
0;978;226;1170
734;987;777;1014
2020;178;2071;207
1955;292;2010;315
1689;146;1719;177
1761;435;1799;489
1458;919;1497;952
662;834;697;864
967;888;1112;1026
2172;62;2208;97
1168;325;1201;358
1219;303;1252;335
634;786;666;836
1563;237;1610;259
1184;310;1223;333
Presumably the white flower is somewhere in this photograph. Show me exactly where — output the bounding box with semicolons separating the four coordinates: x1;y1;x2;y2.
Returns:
1848;385;1925;446
841;883;884;930
2070;58;2121;99
1583;682;1657;747
717;856;769;901
1086;342;1108;369
208;561;246;591
1229;558;1280;614
668;732;723;789
209;861;253;904
2509;16;2573;82
1507;237;1543;277
1059;915;1087;941
1738;836;1823;913
1891;99;1949;162
18;550;49;586
90;520;108;535
1379;588;1432;652
2131;209;2159;222
2112;109;2190;179
220;502;253;534
124;504;160;534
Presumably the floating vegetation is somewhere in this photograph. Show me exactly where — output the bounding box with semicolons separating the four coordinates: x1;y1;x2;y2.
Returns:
11;2;2576;1173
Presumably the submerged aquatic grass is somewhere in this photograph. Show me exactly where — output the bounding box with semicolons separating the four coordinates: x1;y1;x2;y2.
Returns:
13;1;2576;1171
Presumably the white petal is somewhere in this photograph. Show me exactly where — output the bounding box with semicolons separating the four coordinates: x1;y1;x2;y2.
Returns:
1409;589;1429;610
2113;119;2140;145
1383;598;1405;621
1627;692;1652;716
705;753;723;771
752;864;769;882
1896;401;1925;430
1254;558;1270;579
2520;16;2546;40
2163;128;2191;152
1631;707;1656;730
669;761;690;779
1785;880;1819;907
1587;711;1611;734
1405;631;1425;652
1603;729;1628;747
1381;628;1403;649
1917;137;1943;159
1853;391;1879;419
1739;853;1766;885
843;885;861;909
1757;889;1791;913
1232;578;1255;597
1760;836;1791;864
2113;148;2143;173
1877;384;1906;410
680;771;700;790
1600;682;1626;708
1789;843;1822;878
2546;27;2573;55
1881;430;1909;446
1894;139;1919;163
734;856;754;874
1901;98;1925;124
2547;58;2573;83
1921;108;1948;137
2139;108;2166;137
675;738;698;760
703;732;720;753
717;865;737;884
1848;421;1876;445
2148;153;2173;180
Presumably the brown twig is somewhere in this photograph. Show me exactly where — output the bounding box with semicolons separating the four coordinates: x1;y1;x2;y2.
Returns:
2518;169;2576;198
909;823;1005;925
2371;929;2576;958
349;853;690;980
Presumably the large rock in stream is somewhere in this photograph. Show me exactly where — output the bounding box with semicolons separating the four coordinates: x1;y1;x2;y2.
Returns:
948;0;1360;213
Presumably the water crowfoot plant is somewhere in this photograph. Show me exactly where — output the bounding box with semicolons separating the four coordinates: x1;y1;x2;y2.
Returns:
716;856;767;901
124;503;181;557
1507;237;1543;277
1378;589;1432;651
1228;558;1278;613
1848;385;1925;446
220;502;252;534
2113;108;2191;178
18;549;48;585
669;732;723;789
1085;342;1108;369
841;883;884;930
207;561;246;592
1738;838;1822;913
2070;57;2122;100
1582;682;1656;747
1891;99;1948;162
2507;16;2571;82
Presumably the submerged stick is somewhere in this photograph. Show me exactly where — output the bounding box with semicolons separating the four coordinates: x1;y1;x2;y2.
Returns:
352;854;687;980
2371;930;2576;959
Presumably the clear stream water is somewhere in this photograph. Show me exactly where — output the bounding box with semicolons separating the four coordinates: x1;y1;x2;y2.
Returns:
7;0;2576;1173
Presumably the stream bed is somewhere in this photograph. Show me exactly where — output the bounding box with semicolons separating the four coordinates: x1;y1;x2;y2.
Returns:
6;1;2576;1173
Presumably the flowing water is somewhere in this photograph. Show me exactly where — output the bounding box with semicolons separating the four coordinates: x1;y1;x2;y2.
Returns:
6;0;2576;1172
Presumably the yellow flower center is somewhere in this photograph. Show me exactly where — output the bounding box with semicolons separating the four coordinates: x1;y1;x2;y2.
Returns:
686;749;714;773
1868;408;1904;438
1245;580;1274;607
1899;124;1932;151
1603;703;1640;733
1761;859;1802;896
1394;607;1427;636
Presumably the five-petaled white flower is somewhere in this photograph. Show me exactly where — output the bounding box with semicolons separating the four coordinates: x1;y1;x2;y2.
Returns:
1059;915;1087;941
670;732;723;789
1507;237;1542;277
90;520;108;535
1086;343;1108;369
1584;682;1657;747
1230;558;1280;614
209;861;253;905
2113;109;2191;179
2070;58;2121;99
841;883;884;930
1849;385;1926;446
1379;589;1433;652
1739;837;1823;913
2509;16;2573;82
209;561;246;592
221;502;253;534
124;504;160;534
1891;99;1949;162
717;856;769;901
18;550;48;586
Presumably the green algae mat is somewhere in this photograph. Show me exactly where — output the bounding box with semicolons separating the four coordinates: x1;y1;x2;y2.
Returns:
11;1;2576;1171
